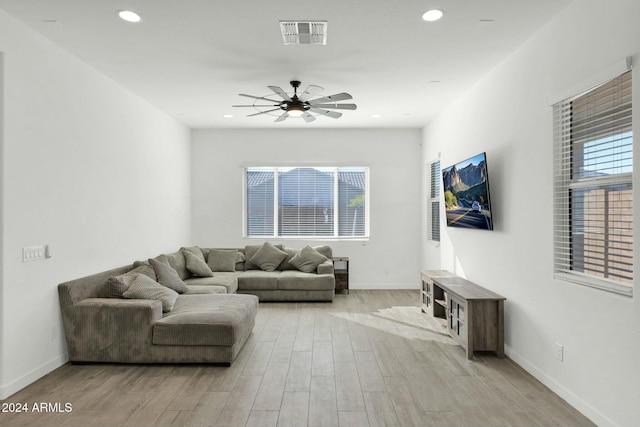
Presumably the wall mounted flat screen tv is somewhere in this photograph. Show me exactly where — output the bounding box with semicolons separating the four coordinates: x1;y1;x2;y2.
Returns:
442;152;493;230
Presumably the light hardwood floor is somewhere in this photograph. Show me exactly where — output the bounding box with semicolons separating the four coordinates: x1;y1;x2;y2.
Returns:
1;290;595;427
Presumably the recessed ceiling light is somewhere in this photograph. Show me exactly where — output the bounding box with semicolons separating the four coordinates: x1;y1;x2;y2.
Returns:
118;10;142;23
223;114;234;118
371;114;382;119
422;9;444;22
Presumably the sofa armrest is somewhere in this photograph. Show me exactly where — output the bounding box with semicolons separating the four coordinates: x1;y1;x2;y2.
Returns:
317;259;334;275
61;298;162;362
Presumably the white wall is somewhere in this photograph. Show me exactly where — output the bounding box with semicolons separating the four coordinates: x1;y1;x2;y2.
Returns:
422;0;639;426
0;10;192;398
192;128;422;289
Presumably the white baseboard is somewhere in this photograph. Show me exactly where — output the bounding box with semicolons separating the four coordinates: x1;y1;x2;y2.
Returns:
0;353;68;400
349;282;419;290
505;345;614;427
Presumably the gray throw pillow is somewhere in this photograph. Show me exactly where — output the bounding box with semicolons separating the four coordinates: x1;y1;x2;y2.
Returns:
105;264;157;298
123;274;179;312
207;249;238;272
183;250;214;277
290;245;328;273
249;242;288;272
149;257;189;293
277;247;300;271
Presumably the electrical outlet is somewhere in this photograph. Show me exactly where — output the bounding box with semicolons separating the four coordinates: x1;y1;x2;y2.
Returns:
555;343;564;361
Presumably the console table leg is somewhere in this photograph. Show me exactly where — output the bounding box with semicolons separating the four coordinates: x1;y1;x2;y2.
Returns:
466;303;474;360
497;300;505;358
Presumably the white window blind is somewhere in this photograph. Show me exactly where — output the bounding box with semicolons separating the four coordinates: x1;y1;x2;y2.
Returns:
245;166;369;239
428;160;441;242
553;70;633;295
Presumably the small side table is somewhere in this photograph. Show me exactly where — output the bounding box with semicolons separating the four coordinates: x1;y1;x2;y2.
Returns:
333;257;349;294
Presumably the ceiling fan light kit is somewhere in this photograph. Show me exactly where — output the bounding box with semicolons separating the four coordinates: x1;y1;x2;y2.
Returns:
234;80;357;123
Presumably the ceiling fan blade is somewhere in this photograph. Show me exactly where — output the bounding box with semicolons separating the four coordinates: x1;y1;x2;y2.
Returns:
308;92;353;104
239;93;279;103
268;86;292;101
302;112;316;123
274;112;289;122
310;103;357;110
298;85;324;102
310;107;342;119
233;104;279;107
247;108;282;117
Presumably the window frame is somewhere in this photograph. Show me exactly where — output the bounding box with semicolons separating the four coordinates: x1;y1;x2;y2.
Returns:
552;69;633;296
243;165;370;240
427;159;441;243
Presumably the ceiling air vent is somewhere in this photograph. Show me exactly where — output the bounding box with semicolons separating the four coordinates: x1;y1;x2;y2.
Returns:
279;21;327;45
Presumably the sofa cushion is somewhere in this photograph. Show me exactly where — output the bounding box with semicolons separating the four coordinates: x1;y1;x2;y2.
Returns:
153;294;259;346
184;285;228;294
277;270;336;291
237;271;280;290
123;274;179;312
183;250;214;277
104;264;156;298
249;242;288;272
207;249;238;272
185;272;240;294
290;245;328;273
149;256;190;294
165;251;191;280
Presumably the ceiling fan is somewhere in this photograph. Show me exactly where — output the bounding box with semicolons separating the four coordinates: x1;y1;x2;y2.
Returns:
233;80;357;122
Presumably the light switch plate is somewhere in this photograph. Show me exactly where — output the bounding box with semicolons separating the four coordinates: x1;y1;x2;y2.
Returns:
23;245;47;262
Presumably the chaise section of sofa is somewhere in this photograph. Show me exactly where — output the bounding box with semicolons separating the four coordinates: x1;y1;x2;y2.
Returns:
58;266;257;365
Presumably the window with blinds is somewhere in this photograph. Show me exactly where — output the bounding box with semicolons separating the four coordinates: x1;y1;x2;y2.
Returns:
427;160;441;242
553;70;633;295
245;166;369;239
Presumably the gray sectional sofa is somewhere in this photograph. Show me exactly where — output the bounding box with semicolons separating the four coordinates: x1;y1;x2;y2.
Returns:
58;243;335;365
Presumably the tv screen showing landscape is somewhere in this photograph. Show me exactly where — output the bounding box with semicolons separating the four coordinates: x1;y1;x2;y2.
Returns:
442;152;493;230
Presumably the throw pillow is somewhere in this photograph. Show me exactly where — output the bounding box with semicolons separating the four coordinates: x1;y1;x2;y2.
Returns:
183;250;214;277
149;257;189;293
249;242;288;272
207;249;238;272
105;264;157;298
277;247;300;271
290;245;329;273
235;251;246;271
181;246;206;262
123;274;179;313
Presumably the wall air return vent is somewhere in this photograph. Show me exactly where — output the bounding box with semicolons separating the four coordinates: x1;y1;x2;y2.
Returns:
279;21;327;45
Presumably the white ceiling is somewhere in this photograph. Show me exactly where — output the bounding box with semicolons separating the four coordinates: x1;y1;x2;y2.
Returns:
0;0;571;129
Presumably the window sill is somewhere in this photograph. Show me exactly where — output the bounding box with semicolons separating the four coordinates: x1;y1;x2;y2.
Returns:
243;236;370;242
554;272;633;297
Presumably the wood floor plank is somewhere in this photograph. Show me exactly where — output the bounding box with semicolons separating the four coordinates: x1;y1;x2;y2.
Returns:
252;362;289;411
178;391;230;427
335;363;365;411
277;391;309;427
338;410;370;427
246;410;279;427
284;351;312;392
312;340;334;377
332;332;355;364
214;375;262;427
309;375;339;427
354;351;385;392
363;391;400;427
